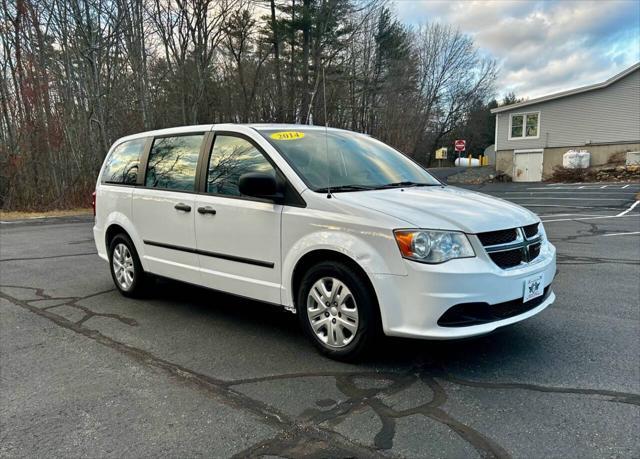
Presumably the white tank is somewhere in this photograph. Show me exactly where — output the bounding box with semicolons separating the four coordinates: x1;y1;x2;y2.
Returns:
627;151;640;165
454;157;481;167
577;150;591;168
563;150;579;169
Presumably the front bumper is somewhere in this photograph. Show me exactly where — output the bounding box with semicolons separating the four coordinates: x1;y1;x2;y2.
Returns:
373;241;556;339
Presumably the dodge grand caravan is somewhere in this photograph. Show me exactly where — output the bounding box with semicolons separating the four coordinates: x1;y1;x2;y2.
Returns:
94;124;556;359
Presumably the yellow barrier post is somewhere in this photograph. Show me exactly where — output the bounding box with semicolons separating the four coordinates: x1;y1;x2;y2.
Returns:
468;154;471;167
479;155;483;166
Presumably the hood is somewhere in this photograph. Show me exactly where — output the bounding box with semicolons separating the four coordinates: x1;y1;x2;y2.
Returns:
334;186;539;233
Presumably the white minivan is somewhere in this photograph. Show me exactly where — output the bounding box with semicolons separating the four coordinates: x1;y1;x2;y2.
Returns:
94;124;556;359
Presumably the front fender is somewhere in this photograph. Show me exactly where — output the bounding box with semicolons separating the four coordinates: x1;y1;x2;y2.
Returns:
281;229;407;308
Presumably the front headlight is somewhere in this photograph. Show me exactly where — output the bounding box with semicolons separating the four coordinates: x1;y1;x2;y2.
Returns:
394;229;475;264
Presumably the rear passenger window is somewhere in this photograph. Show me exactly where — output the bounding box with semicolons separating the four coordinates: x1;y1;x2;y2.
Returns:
102;139;145;185
145;135;203;191
207;135;276;196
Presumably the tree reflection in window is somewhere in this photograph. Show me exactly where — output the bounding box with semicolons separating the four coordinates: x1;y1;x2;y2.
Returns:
102;138;145;185
145;135;203;191
207;136;275;196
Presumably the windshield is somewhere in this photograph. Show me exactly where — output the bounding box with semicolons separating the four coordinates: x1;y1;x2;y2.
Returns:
259;129;440;192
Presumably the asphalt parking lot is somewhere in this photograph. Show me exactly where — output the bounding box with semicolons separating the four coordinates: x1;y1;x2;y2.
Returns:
1;182;639;458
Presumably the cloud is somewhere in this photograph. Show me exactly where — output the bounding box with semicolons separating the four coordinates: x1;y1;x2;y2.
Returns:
394;0;640;99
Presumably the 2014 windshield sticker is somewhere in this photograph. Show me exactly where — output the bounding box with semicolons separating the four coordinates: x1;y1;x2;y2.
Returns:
270;131;305;140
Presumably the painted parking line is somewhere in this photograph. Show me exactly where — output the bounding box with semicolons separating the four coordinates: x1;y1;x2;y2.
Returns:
617;200;640;217
516;204;629;210
526;183;640;190
541;213;640;223
514;189;639;192
508;197;634;201
542;182;640;185
526;187;639;191
504;191;637;195
602;231;640;237
537;213;606;218
571;182;628;185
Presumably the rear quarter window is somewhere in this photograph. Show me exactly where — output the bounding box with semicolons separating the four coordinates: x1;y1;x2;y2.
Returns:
101;138;146;185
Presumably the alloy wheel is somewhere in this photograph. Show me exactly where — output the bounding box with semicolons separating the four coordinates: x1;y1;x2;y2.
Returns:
307;277;359;348
112;243;135;290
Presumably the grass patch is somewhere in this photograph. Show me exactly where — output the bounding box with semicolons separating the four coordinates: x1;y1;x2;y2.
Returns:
0;208;92;221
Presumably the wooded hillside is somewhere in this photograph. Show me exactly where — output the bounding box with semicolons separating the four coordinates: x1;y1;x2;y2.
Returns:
0;0;498;210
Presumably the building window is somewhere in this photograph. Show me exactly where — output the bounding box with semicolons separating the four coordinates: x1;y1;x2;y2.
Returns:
510;112;539;139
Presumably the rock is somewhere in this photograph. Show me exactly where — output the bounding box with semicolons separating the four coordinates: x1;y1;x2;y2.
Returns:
553;161;640;183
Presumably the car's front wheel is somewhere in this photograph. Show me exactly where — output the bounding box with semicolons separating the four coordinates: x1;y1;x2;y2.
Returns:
297;261;379;361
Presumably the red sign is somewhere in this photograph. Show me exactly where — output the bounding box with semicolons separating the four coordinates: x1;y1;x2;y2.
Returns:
454;139;466;152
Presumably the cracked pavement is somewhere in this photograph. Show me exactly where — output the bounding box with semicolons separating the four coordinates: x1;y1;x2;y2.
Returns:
1;182;639;458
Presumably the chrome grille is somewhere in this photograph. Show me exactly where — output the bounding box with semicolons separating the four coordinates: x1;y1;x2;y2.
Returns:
477;228;518;246
477;224;543;269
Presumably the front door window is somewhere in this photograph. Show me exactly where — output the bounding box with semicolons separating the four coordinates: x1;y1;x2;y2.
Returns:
207;135;276;197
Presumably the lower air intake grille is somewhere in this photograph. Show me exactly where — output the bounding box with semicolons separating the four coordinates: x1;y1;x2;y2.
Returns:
438;286;552;327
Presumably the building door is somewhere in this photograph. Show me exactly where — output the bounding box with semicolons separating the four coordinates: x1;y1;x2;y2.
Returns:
513;149;543;182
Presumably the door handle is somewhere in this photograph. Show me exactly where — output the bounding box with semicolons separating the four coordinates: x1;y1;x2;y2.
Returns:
174;203;192;212
197;206;216;215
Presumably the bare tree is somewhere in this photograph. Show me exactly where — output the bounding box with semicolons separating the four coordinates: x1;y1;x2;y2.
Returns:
414;23;497;164
0;0;496;210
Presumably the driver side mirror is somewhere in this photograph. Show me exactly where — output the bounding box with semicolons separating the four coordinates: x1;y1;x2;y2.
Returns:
238;172;283;202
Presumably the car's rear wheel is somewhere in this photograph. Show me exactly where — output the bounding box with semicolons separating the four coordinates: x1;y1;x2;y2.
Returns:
297;261;379;361
108;233;147;297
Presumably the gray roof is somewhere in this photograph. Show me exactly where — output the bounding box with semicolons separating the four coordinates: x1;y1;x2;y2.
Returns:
491;62;640;114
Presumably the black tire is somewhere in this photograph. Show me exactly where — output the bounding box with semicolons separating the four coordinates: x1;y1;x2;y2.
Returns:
108;233;147;298
297;261;380;361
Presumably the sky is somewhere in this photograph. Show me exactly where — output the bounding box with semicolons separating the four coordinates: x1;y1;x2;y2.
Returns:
394;0;640;100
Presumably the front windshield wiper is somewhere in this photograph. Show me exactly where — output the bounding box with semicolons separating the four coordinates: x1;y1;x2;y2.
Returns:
374;181;440;189
315;184;375;193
